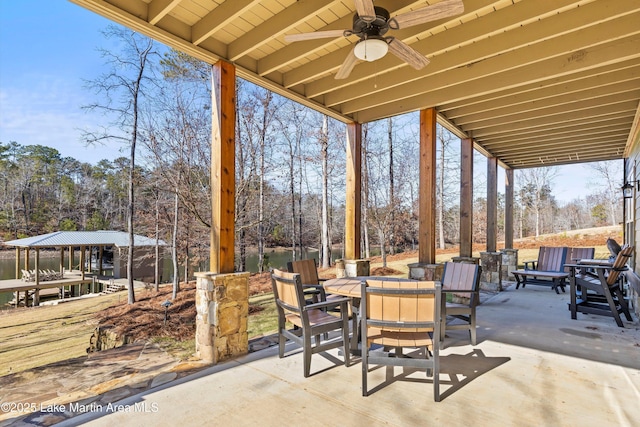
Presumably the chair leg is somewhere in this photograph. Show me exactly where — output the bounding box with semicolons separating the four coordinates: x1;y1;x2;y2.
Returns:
362;345;368;396
612;286;633;321
303;333;312;378
470;309;477;346
342;318;351;367
278;328;286;358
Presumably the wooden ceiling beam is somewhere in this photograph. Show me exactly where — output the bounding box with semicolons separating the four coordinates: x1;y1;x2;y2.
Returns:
228;0;337;62
457;89;640;131
148;0;181;25
354;32;640;123
439;58;640;113
481;117;634;146
302;0;581;99
314;0;638;104
445;65;640;121
192;0;260;46
470;101;639;138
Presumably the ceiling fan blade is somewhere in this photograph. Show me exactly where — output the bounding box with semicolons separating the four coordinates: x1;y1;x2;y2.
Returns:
354;0;376;21
392;0;464;29
335;50;359;80
388;38;430;70
284;30;347;42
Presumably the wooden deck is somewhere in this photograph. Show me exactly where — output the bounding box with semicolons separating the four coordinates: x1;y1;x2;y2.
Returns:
0;270;94;307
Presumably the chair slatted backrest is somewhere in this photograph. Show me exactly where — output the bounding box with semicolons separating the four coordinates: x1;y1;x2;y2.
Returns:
538;246;567;272
271;269;305;313
441;262;480;298
287;259;320;285
606;245;634;286
564;247;595;272
364;279;438;339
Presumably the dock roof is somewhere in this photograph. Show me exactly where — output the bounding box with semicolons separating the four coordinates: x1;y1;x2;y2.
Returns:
2;231;166;248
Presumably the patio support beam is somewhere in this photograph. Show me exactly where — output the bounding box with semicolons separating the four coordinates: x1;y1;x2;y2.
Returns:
505;168;514;248
460;138;474;258
419;108;437;264
487;156;498;252
345;122;362;260
210;60;236;274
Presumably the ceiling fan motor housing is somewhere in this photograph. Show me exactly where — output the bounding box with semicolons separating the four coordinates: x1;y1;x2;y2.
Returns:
353;6;391;38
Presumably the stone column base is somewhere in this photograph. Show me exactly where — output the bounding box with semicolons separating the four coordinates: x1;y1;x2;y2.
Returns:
195;272;250;364
336;259;370;277
407;263;443;281
501;248;518;281
480;251;503;292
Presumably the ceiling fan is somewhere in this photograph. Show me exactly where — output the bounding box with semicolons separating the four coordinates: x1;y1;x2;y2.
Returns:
284;0;464;79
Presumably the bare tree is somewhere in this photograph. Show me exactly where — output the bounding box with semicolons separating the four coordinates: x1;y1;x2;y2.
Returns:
517;167;559;236
588;160;623;226
82;26;160;304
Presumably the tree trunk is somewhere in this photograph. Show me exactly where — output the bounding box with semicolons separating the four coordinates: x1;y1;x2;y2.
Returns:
321;115;331;268
171;190;180;298
388;117;395;255
154;192;160;292
438;130;446;249
362;125;370;258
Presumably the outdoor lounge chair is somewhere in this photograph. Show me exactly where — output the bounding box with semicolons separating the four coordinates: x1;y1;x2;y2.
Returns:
440;262;481;345
270;268;351;377
567;245;634;327
361;278;441;401
512;246;569;293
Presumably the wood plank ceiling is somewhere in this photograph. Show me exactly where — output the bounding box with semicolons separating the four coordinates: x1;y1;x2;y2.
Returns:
70;0;640;169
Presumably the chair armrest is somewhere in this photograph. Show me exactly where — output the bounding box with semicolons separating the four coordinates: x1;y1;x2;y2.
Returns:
523;260;537;270
441;289;477;294
303;296;350;312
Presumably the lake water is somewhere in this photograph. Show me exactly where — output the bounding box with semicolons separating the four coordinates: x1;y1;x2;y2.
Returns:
0;249;340;308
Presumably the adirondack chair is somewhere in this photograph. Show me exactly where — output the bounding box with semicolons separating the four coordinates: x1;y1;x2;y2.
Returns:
512;246;569;293
567;245;634;327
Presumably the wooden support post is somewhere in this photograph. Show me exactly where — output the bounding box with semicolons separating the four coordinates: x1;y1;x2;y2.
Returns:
80;245;86;282
34;248;40;306
487;156;498;252
25;248;30;271
69;246;74;272
15;247;20;280
419;108;436;264
345;122;362;260
210;60;237;274
99;246;104;276
460;138;474;258
505;168;514;249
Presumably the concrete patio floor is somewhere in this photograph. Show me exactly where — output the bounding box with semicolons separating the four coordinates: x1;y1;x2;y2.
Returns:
60;283;639;427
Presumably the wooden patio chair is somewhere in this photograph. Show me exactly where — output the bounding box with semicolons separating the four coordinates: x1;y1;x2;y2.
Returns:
440;262;481;345
270;269;351;377
512;246;569;293
286;258;326;303
564;247;595;270
361;278;441;401
567;245;634;327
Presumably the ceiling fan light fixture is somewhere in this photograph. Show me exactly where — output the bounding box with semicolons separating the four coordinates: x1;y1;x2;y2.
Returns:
354;37;388;62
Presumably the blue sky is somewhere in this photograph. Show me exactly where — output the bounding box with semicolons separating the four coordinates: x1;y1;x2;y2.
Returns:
0;0;124;163
0;1;617;202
